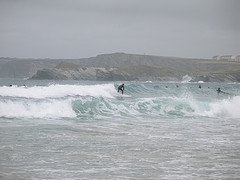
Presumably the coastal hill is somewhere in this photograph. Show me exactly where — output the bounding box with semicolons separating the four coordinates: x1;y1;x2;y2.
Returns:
1;53;240;82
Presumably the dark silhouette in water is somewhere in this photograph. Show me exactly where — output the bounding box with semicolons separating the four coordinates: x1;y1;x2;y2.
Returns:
9;85;12;87
118;84;124;95
217;88;221;95
217;88;231;95
176;85;179;88
199;85;201;88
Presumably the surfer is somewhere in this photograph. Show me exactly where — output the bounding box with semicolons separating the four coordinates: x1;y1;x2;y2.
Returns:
217;88;230;95
217;88;221;95
199;85;201;89
118;83;124;95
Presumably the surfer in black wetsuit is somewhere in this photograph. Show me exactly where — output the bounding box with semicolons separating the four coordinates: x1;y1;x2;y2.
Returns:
217;88;221;95
217;88;230;95
118;83;124;95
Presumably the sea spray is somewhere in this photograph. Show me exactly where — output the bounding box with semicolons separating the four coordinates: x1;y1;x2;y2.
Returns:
0;99;75;118
206;96;240;118
181;74;192;83
0;84;117;99
0;82;239;119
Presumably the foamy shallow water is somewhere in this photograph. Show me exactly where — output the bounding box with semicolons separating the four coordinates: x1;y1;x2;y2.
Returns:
0;80;240;179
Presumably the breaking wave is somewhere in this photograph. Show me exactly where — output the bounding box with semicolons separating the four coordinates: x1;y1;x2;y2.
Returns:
181;75;192;83
206;96;240;118
0;84;117;99
0;99;75;118
0;83;239;119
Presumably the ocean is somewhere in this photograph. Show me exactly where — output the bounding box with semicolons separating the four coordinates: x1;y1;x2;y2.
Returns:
0;79;240;179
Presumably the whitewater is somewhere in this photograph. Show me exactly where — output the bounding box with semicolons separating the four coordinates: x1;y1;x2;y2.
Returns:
0;80;240;179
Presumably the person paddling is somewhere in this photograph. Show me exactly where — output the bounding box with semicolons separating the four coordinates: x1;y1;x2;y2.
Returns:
217;88;230;95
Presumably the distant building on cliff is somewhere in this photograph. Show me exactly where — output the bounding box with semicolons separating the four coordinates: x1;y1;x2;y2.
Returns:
213;55;240;62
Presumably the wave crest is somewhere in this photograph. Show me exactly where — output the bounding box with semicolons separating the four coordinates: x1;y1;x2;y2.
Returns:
0;99;75;118
0;83;239;119
0;84;117;99
205;96;240;118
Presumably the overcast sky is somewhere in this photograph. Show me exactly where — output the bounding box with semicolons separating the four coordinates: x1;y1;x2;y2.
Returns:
0;0;239;59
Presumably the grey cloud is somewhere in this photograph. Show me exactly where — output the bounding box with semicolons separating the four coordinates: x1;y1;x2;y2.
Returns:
0;0;239;58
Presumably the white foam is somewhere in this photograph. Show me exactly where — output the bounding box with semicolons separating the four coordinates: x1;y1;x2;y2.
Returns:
160;92;240;118
0;84;117;99
205;96;240;118
181;74;192;83
1;83;239;119
0;99;76;118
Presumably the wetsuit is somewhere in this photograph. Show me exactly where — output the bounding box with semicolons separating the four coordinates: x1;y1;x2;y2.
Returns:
118;84;124;95
217;88;222;95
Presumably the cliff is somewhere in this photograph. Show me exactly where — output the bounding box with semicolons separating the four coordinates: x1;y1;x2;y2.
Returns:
1;53;240;82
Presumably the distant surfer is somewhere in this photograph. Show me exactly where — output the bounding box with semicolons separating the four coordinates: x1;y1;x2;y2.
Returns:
118;83;124;95
199;85;201;89
217;88;230;95
217;88;221;95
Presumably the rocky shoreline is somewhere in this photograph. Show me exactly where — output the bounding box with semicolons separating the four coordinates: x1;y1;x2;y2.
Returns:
30;63;240;82
1;53;240;82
